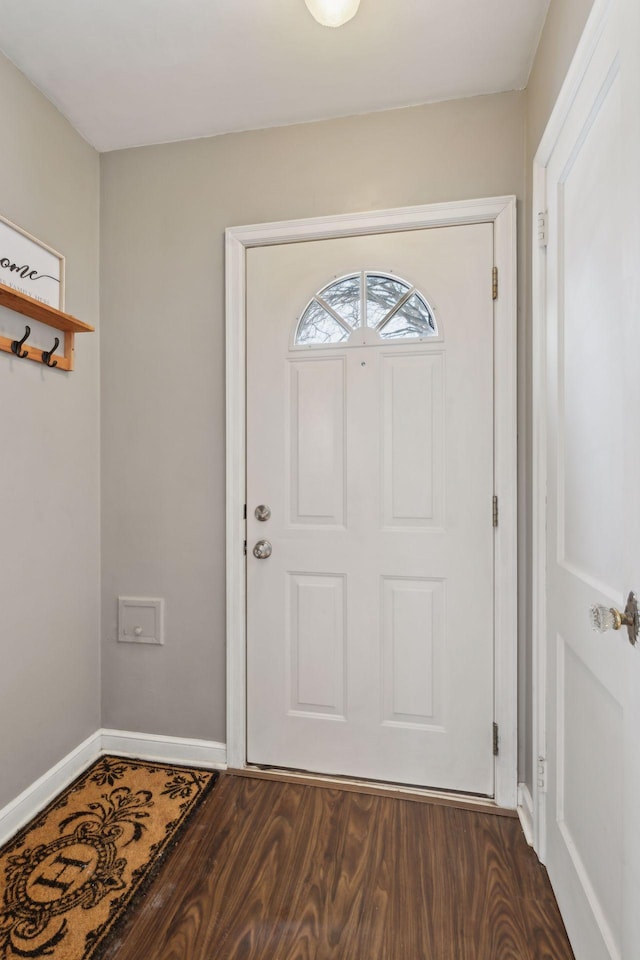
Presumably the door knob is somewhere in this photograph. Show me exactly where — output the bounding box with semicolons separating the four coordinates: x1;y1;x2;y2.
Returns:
253;539;272;560
589;591;639;645
255;505;271;522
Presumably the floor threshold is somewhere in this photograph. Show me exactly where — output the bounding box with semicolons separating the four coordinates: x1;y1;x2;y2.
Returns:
228;765;518;818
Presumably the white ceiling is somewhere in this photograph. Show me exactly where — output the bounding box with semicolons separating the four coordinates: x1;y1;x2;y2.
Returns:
0;0;549;153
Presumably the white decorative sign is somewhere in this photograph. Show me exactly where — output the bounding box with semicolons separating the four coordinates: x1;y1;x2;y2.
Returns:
0;215;64;309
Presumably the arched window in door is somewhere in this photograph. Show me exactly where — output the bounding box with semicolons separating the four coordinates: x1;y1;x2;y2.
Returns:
294;272;438;346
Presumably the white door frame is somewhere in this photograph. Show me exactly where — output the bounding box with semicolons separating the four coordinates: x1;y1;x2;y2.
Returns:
531;0;614;858
226;196;518;808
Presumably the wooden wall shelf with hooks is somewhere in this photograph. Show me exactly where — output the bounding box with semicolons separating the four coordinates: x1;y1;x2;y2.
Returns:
0;281;94;371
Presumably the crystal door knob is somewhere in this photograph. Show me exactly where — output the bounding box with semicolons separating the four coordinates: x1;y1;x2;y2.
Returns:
589;591;639;645
589;605;619;633
253;539;272;560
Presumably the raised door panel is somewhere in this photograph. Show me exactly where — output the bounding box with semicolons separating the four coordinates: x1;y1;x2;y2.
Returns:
289;359;346;527
556;637;623;954
382;353;444;529
287;573;346;719
559;67;624;597
381;578;443;730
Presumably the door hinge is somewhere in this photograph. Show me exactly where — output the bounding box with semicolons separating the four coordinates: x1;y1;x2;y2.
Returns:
537;210;549;248
492;495;498;528
492;266;498;300
493;722;499;756
537;755;547;793
243;540;247;556
243;503;247;519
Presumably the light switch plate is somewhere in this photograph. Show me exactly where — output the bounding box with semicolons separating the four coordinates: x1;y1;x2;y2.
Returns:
118;597;164;645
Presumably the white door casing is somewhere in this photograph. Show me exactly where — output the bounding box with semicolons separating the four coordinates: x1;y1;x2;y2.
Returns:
246;227;493;793
226;197;517;807
533;0;640;957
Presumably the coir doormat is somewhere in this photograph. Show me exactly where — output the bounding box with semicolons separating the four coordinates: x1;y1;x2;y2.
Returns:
0;755;218;959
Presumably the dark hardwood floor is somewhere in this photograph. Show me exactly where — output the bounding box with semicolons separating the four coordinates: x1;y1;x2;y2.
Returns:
102;774;574;960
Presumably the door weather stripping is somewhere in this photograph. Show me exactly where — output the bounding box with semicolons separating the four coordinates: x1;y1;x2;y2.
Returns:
493;722;499;757
492;495;498;528
492;266;498;300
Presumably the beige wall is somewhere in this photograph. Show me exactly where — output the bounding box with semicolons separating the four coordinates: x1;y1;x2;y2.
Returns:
100;91;526;744
518;0;596;790
527;0;597;155
0;54;100;807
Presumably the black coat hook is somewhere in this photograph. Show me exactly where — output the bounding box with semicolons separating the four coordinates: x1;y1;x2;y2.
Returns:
41;336;60;368
11;325;30;359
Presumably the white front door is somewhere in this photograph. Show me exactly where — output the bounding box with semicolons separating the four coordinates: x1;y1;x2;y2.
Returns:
245;224;498;795
539;0;640;956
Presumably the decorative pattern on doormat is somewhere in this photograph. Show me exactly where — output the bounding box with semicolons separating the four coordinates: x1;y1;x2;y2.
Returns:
0;755;218;959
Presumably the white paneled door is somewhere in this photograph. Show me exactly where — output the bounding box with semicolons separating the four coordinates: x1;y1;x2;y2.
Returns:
537;0;640;957
246;225;496;794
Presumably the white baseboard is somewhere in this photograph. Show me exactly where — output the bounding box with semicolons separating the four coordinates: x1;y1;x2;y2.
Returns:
517;781;534;846
0;731;102;847
0;729;227;848
100;729;227;770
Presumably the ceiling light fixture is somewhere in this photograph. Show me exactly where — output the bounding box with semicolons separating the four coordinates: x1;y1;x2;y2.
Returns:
304;0;361;28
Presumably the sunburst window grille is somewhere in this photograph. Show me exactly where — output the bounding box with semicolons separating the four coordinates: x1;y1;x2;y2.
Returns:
294;272;438;346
